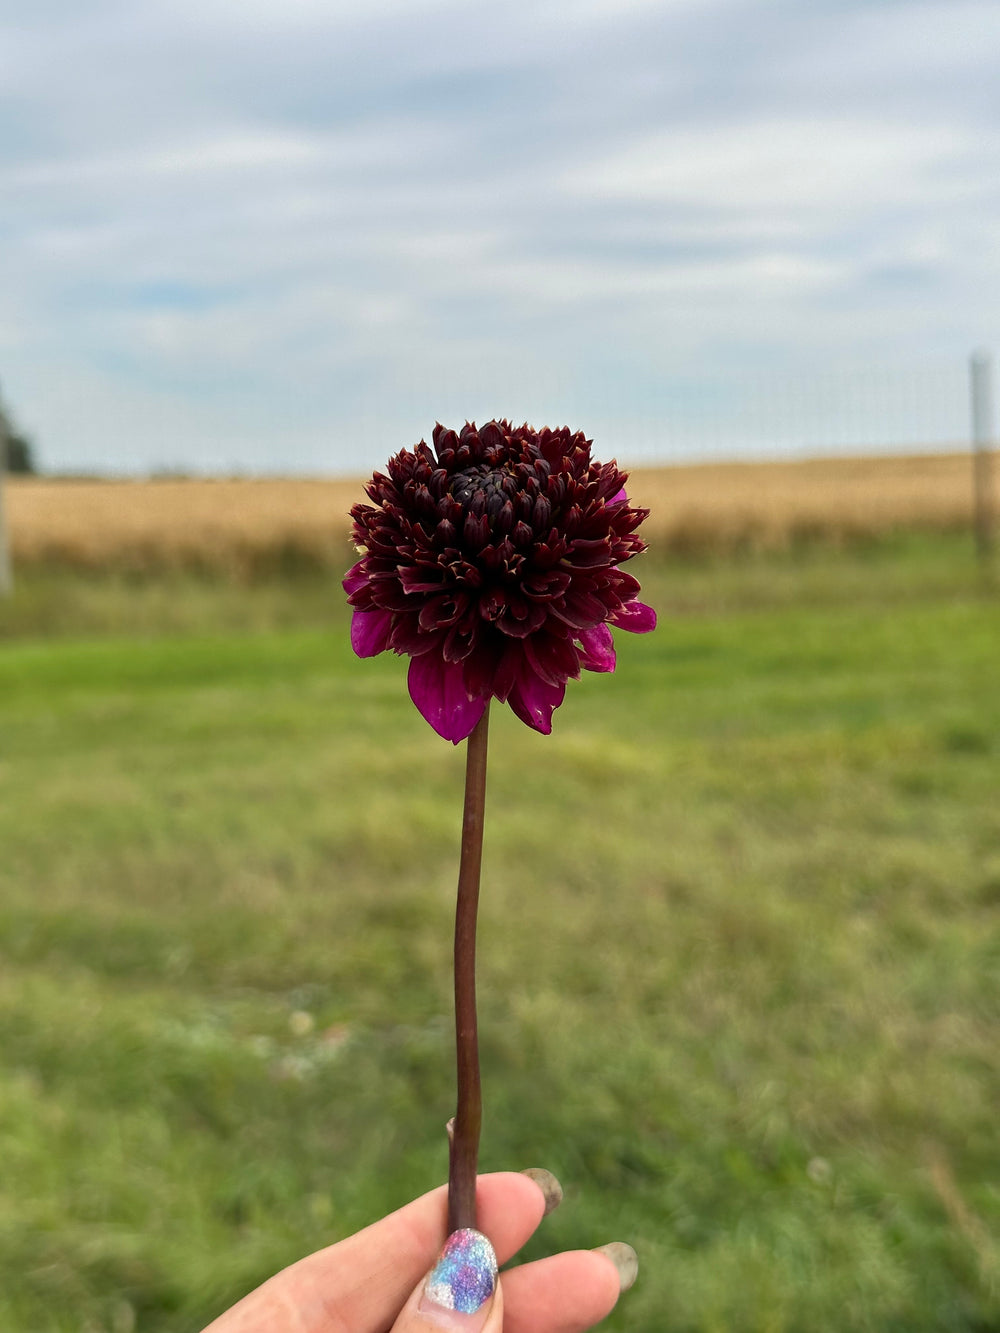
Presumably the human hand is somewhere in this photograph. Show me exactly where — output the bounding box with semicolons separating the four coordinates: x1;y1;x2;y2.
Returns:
202;1169;637;1333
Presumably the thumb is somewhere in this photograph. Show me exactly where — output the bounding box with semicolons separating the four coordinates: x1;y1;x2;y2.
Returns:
389;1229;502;1333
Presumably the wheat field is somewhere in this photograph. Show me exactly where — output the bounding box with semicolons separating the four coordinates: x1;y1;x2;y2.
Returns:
3;452;983;573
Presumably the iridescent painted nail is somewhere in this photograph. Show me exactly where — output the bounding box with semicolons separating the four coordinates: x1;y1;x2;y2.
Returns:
419;1228;498;1326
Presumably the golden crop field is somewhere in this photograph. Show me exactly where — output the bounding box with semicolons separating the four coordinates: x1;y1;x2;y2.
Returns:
3;451;983;573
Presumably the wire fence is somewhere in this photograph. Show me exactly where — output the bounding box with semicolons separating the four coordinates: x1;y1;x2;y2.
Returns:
391;359;979;470
0;353;996;585
588;362;973;466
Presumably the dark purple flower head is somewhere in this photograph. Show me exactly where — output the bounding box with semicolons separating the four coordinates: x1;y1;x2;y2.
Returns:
344;420;656;742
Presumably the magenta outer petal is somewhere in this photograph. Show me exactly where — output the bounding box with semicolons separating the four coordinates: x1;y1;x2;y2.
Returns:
351;607;393;658
610;601;657;634
507;673;566;735
610;487;628;504
578;622;617;673
343;561;367;596
408;653;489;744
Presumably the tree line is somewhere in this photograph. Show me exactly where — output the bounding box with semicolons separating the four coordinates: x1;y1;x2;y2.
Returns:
1;401;36;474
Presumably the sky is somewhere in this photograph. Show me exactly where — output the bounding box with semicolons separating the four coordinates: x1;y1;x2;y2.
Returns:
1;0;998;475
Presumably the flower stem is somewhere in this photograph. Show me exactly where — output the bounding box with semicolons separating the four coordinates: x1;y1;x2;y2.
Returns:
448;702;490;1234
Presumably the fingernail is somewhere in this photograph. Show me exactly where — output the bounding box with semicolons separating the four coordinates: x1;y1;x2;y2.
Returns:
593;1241;638;1293
519;1167;563;1216
419;1228;498;1328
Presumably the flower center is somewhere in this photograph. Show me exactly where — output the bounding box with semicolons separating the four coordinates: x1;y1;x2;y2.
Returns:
448;464;519;517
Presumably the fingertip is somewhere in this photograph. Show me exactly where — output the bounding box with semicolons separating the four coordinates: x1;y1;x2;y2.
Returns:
518;1168;563;1217
592;1241;638;1294
473;1171;548;1250
498;1248;627;1333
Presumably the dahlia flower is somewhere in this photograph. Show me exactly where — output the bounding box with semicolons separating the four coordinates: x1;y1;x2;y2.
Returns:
344;420;655;742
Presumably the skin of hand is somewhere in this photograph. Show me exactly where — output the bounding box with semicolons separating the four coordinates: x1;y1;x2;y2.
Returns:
201;1170;634;1333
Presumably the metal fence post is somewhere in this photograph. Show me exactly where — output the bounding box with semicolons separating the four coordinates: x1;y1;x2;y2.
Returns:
970;349;996;563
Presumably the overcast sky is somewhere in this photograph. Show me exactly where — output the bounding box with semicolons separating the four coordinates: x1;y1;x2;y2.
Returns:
1;0;998;474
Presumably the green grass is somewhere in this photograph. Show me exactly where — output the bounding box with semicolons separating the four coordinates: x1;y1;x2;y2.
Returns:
0;532;998;1332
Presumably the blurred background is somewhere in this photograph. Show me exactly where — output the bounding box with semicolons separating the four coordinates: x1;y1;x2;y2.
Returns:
1;0;999;475
0;2;998;1331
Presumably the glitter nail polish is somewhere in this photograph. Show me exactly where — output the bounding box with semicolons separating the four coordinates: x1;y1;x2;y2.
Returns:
420;1228;497;1321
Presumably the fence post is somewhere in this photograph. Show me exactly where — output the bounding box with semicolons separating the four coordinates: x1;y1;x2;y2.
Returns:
970;349;996;563
0;388;11;597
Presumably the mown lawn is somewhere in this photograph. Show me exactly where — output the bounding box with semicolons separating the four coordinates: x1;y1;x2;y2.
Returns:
0;534;998;1333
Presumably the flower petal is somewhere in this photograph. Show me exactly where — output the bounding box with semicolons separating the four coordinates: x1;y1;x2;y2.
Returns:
610;601;657;634
408;652;489;744
578;622;616;673
350;607;393;658
507;671;566;735
388;614;438;657
462;641;502;698
342;560;368;596
523;630;580;687
491;641;522;702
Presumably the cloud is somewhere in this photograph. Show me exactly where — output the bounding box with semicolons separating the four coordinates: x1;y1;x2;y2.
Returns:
563;118;976;219
0;0;997;472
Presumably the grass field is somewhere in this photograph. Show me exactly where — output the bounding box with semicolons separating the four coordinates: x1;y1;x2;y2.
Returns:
4;451;983;573
0;532;998;1333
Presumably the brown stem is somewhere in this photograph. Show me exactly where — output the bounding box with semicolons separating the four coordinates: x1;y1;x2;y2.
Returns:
447;703;490;1234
